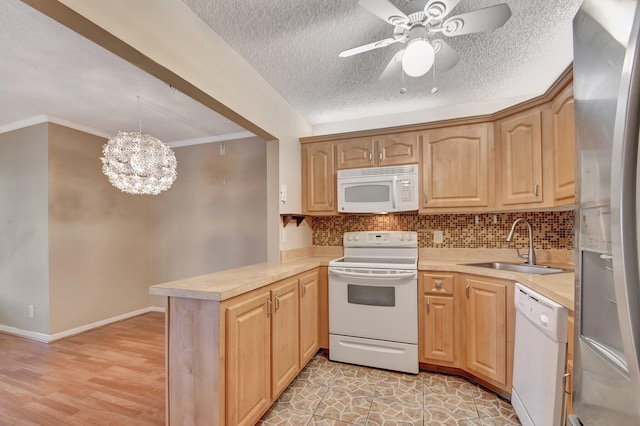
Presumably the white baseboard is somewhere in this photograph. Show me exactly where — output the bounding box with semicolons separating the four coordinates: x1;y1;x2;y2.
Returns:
0;306;166;344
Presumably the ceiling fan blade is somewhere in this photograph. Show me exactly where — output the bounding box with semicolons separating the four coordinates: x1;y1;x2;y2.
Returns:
339;38;399;58
378;50;404;81
432;39;459;72
424;0;461;21
441;3;511;37
358;0;411;27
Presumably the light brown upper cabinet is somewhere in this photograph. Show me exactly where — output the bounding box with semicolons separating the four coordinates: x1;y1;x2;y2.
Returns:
302;142;336;215
420;123;494;211
551;84;576;204
336;133;419;170
496;107;548;208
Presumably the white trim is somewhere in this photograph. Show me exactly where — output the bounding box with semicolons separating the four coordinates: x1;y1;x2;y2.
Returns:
168;131;256;148
0;115;111;139
0;306;165;344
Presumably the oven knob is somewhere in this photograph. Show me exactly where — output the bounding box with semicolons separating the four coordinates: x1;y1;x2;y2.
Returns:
354;235;360;241
347;236;353;241
400;235;405;241
407;235;413;241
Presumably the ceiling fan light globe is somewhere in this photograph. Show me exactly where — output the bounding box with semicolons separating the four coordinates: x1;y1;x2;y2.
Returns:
402;38;435;77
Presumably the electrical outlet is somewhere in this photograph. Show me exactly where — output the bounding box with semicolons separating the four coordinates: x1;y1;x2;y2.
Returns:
28;305;34;318
280;184;287;202
475;215;480;225
433;230;443;244
493;214;498;224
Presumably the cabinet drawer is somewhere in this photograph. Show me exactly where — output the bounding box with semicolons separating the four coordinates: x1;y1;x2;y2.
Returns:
421;273;454;295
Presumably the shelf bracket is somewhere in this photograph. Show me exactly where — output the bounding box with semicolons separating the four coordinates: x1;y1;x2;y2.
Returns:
281;214;306;227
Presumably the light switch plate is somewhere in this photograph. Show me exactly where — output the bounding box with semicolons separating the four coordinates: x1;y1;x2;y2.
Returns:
280;184;287;202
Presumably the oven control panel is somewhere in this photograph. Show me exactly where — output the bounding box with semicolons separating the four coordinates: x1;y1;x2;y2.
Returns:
343;231;418;247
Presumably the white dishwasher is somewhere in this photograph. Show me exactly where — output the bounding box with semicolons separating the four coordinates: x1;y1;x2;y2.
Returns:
512;283;568;426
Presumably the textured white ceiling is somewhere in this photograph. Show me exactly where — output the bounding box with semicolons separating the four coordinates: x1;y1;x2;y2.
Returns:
182;0;582;126
0;0;249;143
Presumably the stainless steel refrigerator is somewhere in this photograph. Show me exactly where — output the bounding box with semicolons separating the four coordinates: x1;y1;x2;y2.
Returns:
573;0;640;424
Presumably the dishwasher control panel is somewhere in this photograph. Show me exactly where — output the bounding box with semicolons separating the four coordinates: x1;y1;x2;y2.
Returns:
515;283;568;342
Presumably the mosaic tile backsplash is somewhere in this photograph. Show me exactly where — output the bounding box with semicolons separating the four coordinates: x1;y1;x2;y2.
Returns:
311;211;575;250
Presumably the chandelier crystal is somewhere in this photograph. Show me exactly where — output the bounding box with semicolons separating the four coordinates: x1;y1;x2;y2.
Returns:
101;131;177;195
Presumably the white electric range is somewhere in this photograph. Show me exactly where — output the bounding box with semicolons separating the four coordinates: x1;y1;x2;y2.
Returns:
328;231;418;374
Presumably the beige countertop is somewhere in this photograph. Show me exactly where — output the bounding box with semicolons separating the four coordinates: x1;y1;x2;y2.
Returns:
149;256;336;301
150;252;574;311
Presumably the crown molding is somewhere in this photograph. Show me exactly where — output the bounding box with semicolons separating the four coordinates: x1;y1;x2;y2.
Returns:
167;131;256;148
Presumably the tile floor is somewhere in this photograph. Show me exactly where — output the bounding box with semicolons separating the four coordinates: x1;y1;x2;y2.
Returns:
259;352;520;426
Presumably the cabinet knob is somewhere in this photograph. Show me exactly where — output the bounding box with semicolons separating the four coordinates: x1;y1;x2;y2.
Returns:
435;280;442;289
329;195;333;207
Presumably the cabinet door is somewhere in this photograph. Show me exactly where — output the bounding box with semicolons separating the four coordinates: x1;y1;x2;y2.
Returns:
463;276;507;386
420;294;455;363
421;123;491;209
299;270;320;366
336;138;375;169
271;278;300;398
302;142;336;214
551;85;576;203
376;133;419;166
226;291;272;426
498;109;543;205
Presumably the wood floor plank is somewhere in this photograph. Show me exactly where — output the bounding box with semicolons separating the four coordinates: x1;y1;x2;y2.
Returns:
0;312;165;425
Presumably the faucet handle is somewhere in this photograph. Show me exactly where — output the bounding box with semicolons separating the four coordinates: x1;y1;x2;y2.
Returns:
516;248;529;260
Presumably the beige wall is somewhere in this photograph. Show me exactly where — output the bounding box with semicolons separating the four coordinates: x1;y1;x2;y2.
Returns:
47;124;153;334
151;137;268;283
48;0;314;255
0;124;50;333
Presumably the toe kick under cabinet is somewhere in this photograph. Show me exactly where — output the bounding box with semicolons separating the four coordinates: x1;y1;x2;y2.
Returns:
419;271;516;396
165;269;321;426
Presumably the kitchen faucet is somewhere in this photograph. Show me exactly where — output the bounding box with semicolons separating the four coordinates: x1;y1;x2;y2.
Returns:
506;218;536;266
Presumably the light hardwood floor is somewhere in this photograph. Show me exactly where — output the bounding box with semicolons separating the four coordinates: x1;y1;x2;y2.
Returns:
0;312;165;425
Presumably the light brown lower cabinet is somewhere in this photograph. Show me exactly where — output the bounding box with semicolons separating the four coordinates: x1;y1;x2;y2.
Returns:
299;269;321;365
419;272;515;395
226;290;272;426
419;272;458;366
165;268;322;426
270;278;300;399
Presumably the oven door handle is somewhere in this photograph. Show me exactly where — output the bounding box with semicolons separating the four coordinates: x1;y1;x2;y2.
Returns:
391;176;398;210
329;268;417;280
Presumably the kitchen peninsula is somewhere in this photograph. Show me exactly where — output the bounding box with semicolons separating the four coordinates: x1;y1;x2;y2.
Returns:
150;250;574;426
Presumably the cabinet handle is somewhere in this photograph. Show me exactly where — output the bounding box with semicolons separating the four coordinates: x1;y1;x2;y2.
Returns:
435;280;442;290
563;371;571;395
534;181;539;197
328;195;333;207
424;192;428;203
465;282;470;298
267;298;272;316
379;150;383;163
274;295;280;311
369;151;373;163
427;298;430;314
301;283;306;296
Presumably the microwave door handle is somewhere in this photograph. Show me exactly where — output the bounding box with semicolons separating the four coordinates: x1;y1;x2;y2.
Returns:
392;176;398;210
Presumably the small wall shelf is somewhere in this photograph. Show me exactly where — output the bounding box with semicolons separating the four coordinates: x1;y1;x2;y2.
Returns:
281;214;306;227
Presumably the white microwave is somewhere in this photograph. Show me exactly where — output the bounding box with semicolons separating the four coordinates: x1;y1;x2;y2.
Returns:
337;164;419;213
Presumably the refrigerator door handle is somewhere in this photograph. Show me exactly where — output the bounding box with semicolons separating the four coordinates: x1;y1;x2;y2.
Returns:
610;2;640;410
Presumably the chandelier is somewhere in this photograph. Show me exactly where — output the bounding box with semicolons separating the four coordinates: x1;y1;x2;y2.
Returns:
101;131;177;195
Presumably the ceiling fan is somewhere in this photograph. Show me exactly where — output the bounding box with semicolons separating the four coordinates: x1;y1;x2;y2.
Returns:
339;0;512;79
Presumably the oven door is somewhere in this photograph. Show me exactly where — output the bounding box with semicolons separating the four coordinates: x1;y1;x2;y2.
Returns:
328;267;418;344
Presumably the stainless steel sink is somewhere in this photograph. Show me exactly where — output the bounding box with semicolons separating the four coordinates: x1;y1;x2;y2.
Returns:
465;262;567;275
